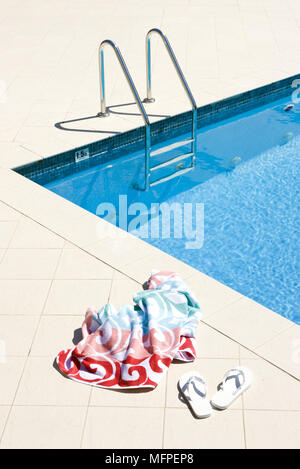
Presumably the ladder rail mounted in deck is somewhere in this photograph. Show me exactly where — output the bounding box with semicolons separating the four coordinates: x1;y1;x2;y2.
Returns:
144;28;197;190
97;30;197;191
97;39;151;190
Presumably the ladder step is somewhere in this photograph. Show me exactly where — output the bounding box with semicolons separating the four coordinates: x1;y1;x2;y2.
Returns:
150;166;193;187
150;139;194;157
150;152;194;172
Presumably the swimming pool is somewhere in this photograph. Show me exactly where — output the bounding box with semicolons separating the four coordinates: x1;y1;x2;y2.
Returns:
17;83;300;325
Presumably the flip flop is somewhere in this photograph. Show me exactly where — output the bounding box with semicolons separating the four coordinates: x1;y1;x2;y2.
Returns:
211;366;253;410
178;371;212;418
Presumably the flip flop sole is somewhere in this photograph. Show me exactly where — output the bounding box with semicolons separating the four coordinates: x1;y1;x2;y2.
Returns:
178;384;212;418
178;372;212;418
211;382;252;410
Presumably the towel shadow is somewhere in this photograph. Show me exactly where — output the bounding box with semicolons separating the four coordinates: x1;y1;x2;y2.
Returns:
52;357;66;377
72;327;83;345
51;327;83;377
110;387;155;395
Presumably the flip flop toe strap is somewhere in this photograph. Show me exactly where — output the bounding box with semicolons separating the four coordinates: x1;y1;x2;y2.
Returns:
221;368;246;395
182;376;207;401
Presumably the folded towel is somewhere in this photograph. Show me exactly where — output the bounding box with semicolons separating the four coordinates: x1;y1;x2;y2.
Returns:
56;270;202;389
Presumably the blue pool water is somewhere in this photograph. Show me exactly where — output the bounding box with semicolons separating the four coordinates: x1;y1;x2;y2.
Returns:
46;96;300;324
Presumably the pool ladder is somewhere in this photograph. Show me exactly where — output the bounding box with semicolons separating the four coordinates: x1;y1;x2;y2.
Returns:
98;28;197;191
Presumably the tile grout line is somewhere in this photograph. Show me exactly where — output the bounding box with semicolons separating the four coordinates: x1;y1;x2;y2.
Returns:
79;268;115;448
162;407;300;412
19;143;44;160
79;388;92;449
0;247;67;250
239;345;247;449
201;320;300;382
0;404;298;412
0;217;27;444
198;295;243;320
0;241;65;445
108;268;117;303
0;277;115;280
0;198;144;285
162;372;169;450
0;218;20;266
251;323;296;351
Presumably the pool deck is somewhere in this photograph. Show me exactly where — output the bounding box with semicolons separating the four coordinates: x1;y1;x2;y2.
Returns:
0;0;299;449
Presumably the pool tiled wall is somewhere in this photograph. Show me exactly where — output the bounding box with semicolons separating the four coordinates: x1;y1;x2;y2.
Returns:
14;73;300;186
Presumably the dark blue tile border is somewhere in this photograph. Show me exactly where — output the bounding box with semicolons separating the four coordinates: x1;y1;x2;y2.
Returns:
14;73;300;186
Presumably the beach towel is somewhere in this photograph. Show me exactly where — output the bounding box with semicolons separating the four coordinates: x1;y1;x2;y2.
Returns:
56;270;202;389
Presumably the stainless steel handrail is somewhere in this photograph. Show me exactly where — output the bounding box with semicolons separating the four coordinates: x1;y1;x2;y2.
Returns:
144;28;197;109
97;32;197;191
144;28;197;164
97;39;151;189
98;39;150;125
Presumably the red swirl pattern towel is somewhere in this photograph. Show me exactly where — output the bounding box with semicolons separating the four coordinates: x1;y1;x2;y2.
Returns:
56;271;202;389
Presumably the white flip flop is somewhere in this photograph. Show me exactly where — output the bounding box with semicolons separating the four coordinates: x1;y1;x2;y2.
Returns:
178;371;212;418
211;366;253;410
